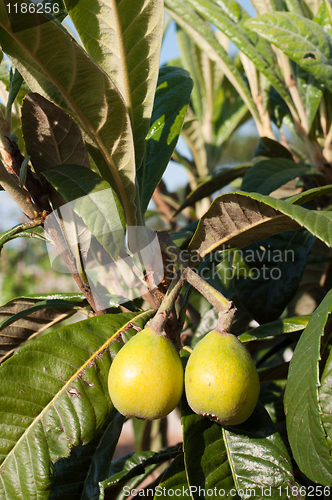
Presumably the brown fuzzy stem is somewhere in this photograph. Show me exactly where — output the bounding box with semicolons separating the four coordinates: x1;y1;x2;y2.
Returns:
149;269;187;335
185;268;230;312
150;265;235;337
216;303;237;333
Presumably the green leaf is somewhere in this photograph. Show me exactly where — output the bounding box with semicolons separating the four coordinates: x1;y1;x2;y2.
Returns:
154;455;189;499
314;1;332;36
176;164;251;214
0;296;87;363
0;6;137;225
43;164;126;259
164;0;261;125
292;62;324;132
177;26;249;173
245;12;332;94
182;404;235;499
170;227;196;247
254;137;294;160
0;310;152;499
50;409;125;500
6;67;23;110
285;0;314;17
241;158;314;196
81;410;125;500
238;314;311;342
99;451;154;494
65;0;164;170
137;66;193;214
187;191;332;259
287;184;332;204
211;0;250;22
250;0;286;15
284;289;332;485
0;66;29;94
268;86;292;129
213;95;249;152
99;445;182;498
19;155;30;188
223;403;301;499
319;349;332;453
176;27;207;127
232;229;315;323
184;0;290;105
132;418;150;451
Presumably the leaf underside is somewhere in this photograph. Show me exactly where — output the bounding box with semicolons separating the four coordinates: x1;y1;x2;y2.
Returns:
65;0;164;171
0;5;137;224
0;296;86;362
188;191;332;259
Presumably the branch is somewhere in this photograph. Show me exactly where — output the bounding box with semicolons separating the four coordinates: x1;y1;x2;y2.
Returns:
278;50;308;131
0;158;37;219
240;53;275;140
45;213;106;315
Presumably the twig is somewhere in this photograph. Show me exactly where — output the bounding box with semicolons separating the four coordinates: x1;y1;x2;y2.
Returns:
185;267;230;312
216;305;237;333
0;158;37;219
240;53;275;139
320;98;328;136
278;50;308;131
149;269;187;334
323;121;332;163
152;186;175;227
150;265;233;336
45;214;106;315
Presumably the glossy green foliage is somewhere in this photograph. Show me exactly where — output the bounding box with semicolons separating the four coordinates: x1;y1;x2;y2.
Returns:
182;401;301;499
233;229;315;323
285;289;332;485
241;158;316;195
0;310;152;498
137;66;193;214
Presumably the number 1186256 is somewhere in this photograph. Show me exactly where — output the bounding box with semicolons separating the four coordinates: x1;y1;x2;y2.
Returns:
6;3;60;14
280;485;331;497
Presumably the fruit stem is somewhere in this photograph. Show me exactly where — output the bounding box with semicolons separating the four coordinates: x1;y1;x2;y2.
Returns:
149;269;187;335
150;266;236;337
216;303;237;334
185;268;230;312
